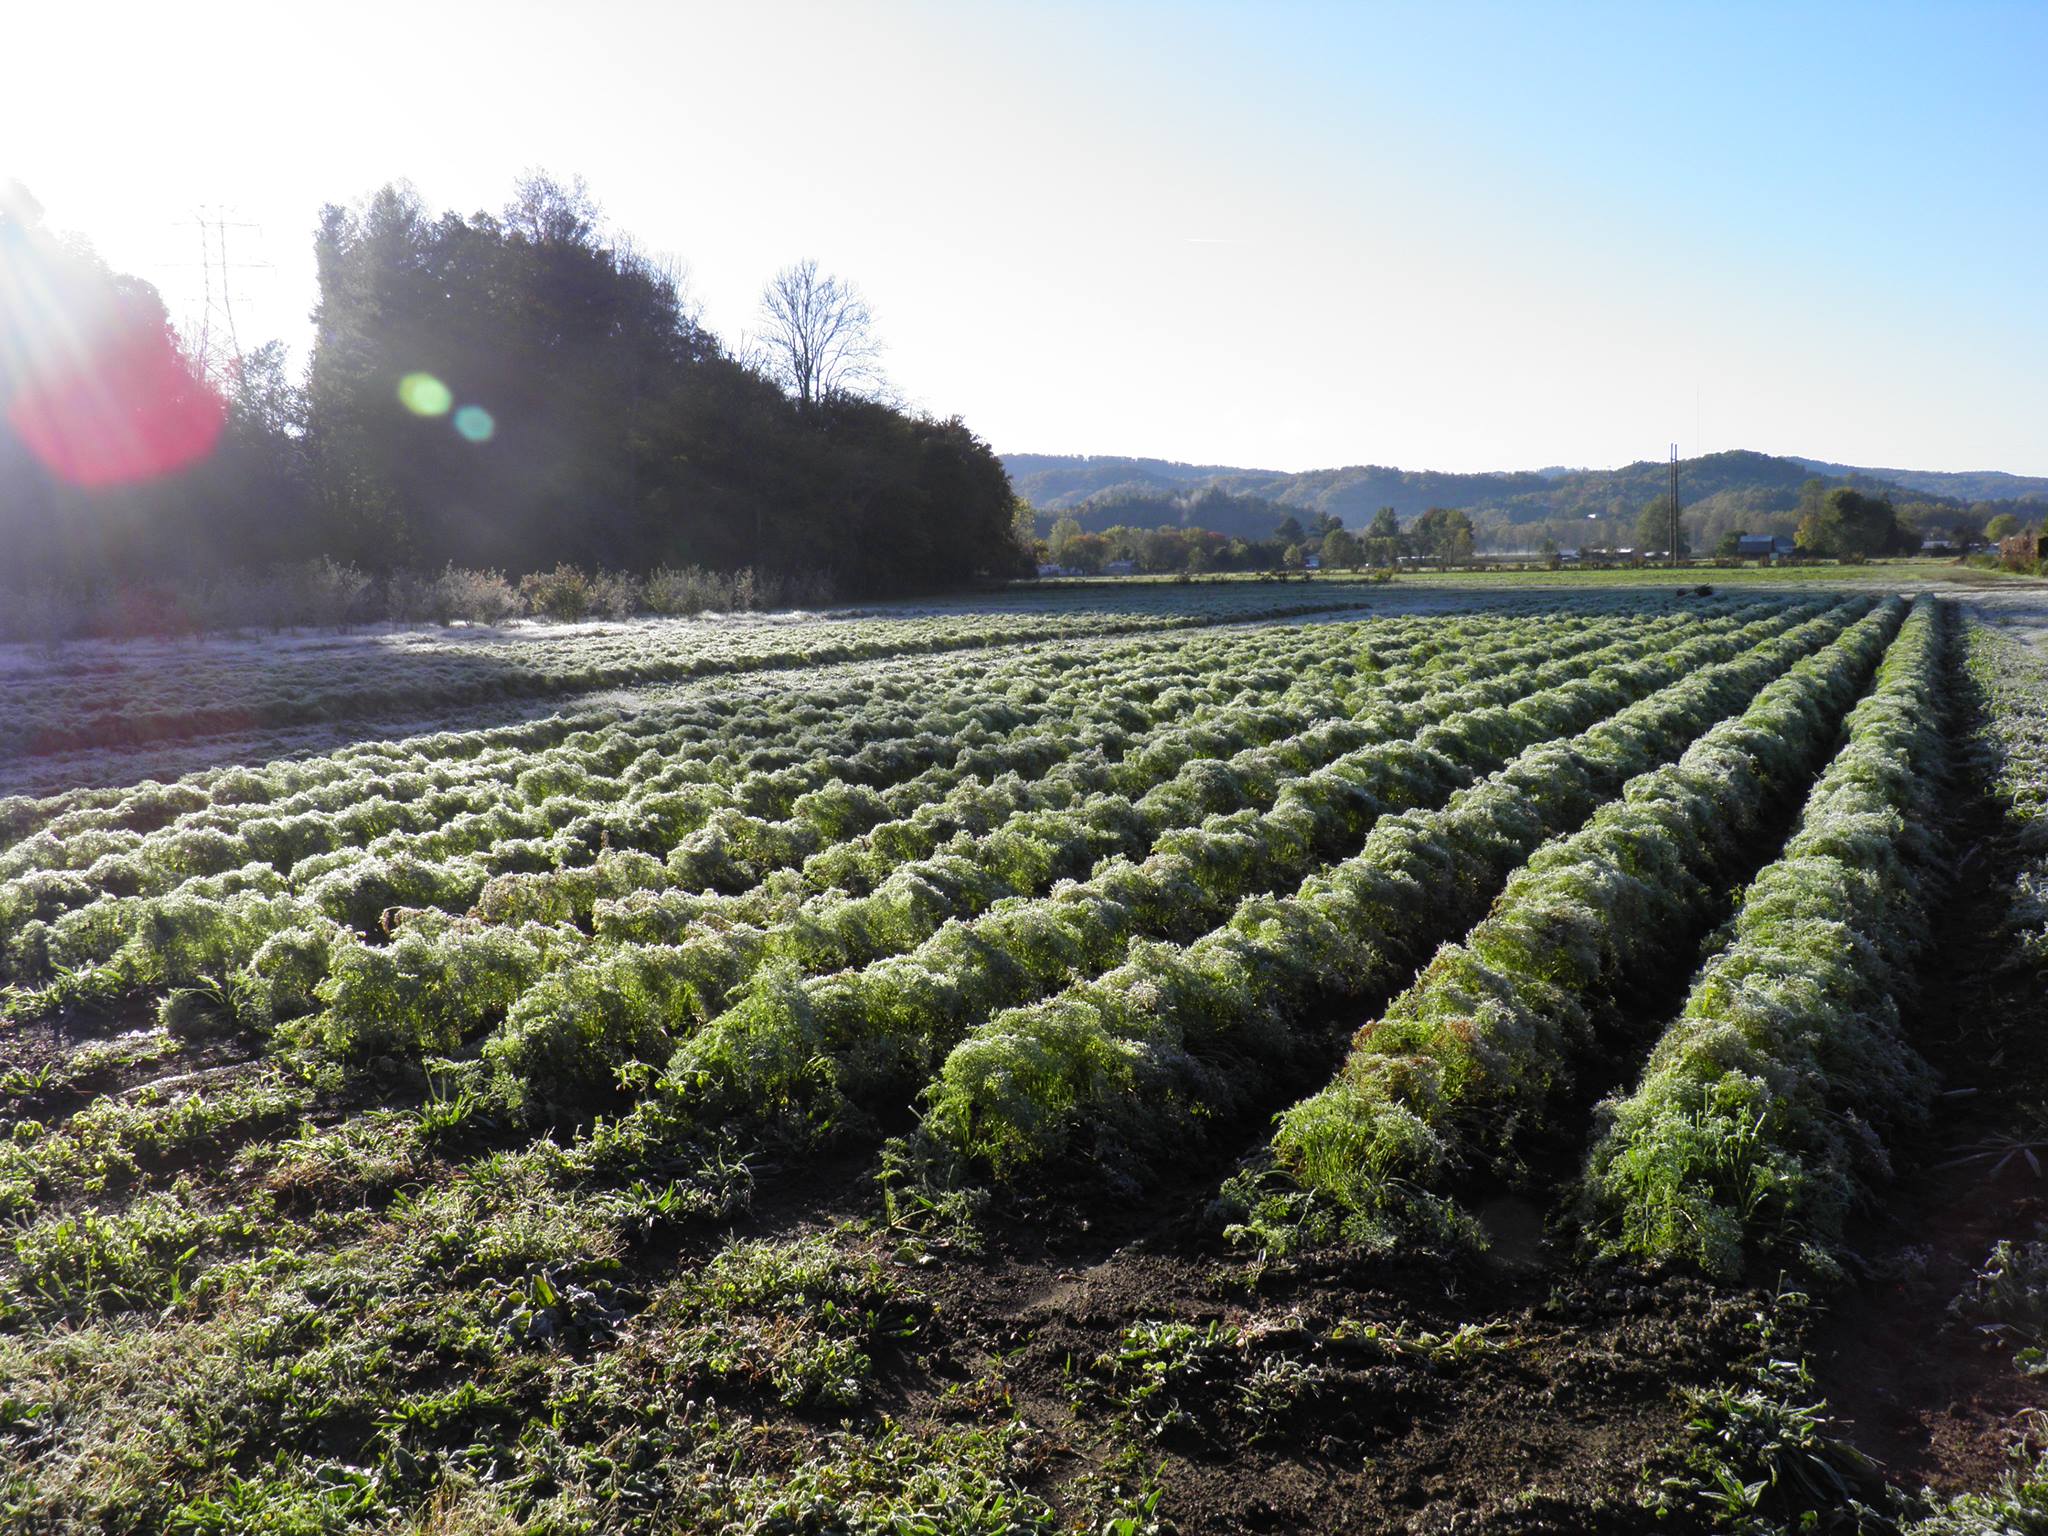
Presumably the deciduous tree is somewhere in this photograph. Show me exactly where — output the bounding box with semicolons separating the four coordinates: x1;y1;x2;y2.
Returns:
757;258;882;410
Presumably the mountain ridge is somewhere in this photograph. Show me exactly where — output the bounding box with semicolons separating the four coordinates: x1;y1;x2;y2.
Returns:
1004;448;2047;549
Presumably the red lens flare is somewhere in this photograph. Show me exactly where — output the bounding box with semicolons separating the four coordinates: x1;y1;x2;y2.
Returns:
6;322;226;487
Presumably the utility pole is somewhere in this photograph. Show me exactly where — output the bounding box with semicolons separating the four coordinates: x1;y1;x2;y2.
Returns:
1669;443;1681;570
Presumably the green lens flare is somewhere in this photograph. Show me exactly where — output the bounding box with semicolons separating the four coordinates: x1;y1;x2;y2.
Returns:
454;404;496;443
397;373;453;416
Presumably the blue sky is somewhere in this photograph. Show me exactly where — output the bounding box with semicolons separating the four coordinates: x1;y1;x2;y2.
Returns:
5;1;2042;474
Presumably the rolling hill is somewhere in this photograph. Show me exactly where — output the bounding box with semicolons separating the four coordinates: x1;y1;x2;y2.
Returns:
1005;448;2046;549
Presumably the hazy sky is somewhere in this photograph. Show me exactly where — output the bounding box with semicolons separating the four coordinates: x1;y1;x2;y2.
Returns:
7;1;2044;474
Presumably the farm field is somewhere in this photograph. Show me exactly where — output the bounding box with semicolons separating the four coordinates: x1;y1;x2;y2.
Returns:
3;578;2048;1534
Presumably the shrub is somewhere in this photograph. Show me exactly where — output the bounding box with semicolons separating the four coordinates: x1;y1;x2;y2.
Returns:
288;557;376;629
588;568;643;619
518;564;598;622
644;564;727;616
439;564;521;624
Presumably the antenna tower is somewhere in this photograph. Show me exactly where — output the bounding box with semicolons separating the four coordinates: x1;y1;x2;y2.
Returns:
1669;443;1681;570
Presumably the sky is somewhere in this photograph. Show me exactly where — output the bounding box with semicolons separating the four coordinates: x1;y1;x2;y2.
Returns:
5;0;2044;476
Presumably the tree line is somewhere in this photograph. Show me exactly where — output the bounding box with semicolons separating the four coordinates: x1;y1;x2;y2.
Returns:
1035;503;1476;574
0;176;1028;600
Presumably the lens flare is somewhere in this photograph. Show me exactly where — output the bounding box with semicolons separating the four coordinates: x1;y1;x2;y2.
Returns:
454;404;495;443
5;323;225;488
397;372;452;416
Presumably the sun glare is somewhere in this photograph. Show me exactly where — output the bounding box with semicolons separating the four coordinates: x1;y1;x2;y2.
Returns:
1;205;224;487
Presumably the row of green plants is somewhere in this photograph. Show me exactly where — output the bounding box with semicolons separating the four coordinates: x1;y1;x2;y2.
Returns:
0;610;1529;1013
916;601;1874;1187
215;611;1660;1080
1;607;1422;978
1964;621;2048;971
1581;597;1949;1278
1;608;1331;872
434;615;1622;1056
0;583;1374;760
1258;597;1908;1248
584;610;1744;995
487;606;1786;1113
560;604;1833;1149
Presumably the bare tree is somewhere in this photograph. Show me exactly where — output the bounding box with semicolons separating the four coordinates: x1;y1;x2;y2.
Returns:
757;258;882;409
505;169;599;247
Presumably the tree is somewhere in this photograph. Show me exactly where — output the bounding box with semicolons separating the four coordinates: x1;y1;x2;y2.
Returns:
1281;542;1306;570
1010;497;1040;561
1410;506;1474;562
1322;527;1364;570
4;174;1021;601
757;258;881;410
1272;513;1307;546
1987;513;2022;542
1635;497;1687;557
1796;477;1829;523
1365;505;1404;565
1062;531;1108;574
1797;488;1911;558
1049;516;1083;564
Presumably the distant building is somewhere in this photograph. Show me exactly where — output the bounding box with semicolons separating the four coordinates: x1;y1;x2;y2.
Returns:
1303;555;1321;570
1735;535;1797;560
1104;558;1137;577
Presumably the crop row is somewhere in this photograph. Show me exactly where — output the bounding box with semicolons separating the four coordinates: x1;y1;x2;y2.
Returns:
1962;620;2048;970
0;611;1400;865
0;588;1385;760
525;601;1843;1147
1;611;1588;999
1261;597;1908;1247
185;608;1693;1068
474;605;1800;1111
1581;596;1949;1277
916;599;1880;1187
3;607;1440;896
575;613;1770;990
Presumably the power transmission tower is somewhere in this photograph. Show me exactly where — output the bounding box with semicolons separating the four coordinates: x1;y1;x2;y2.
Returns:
186;208;266;393
1669;443;1682;570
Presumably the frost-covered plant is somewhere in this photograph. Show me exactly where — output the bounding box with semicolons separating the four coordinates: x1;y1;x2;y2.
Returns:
1583;598;1948;1277
1260;600;1902;1244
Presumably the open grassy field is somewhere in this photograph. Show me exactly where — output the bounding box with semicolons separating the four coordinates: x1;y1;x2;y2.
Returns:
3;577;2047;1534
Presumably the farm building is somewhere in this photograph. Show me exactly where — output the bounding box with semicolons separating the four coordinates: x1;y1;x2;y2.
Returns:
1735;534;1798;560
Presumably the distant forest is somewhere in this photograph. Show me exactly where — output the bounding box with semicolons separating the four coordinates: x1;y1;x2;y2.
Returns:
0;176;1028;599
1008;449;2048;555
